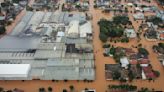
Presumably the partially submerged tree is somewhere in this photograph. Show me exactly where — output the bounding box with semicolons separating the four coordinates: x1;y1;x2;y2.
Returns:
0;26;6;34
48;87;53;92
63;89;67;92
138;48;149;56
69;85;74;92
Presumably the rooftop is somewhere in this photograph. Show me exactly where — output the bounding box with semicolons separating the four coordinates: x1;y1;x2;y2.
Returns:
0;11;95;80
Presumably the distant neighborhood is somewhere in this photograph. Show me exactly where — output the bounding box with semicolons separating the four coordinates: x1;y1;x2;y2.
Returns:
0;0;28;35
0;0;164;92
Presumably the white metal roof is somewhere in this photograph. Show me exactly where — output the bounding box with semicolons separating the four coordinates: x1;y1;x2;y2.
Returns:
127;3;133;6
57;31;65;37
120;57;129;67
0;64;31;78
133;13;144;20
80;21;92;38
125;29;137;38
67;20;79;38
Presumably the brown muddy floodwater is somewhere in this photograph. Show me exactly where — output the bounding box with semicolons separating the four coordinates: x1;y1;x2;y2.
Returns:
0;0;164;92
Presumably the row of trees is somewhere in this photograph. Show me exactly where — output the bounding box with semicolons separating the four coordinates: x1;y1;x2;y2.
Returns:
108;85;157;92
146;17;163;25
108;84;137;91
62;85;74;92
39;87;52;92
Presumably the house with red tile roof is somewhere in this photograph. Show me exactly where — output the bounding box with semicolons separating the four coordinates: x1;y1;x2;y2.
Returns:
158;31;164;40
142;66;156;79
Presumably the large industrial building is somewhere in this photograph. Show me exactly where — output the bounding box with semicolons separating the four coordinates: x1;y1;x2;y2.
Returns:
0;11;95;80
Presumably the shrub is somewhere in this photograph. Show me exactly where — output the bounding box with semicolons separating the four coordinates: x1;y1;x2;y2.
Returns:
0;26;6;34
103;44;110;48
153;70;160;77
99;33;108;42
158;43;164;49
48;87;52;92
121;37;129;43
138;48;149;56
63;89;67;92
109;47;115;55
93;5;97;8
69;85;74;91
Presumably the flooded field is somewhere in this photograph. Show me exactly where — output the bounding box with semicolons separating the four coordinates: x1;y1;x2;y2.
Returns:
0;0;164;92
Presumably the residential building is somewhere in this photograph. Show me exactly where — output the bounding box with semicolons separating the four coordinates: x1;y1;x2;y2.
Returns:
156;10;164;21
133;13;145;20
124;29;137;38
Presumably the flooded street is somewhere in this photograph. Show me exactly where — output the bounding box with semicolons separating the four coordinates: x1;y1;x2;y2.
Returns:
0;0;164;92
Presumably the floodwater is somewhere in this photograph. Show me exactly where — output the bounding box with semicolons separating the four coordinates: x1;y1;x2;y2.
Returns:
0;0;164;92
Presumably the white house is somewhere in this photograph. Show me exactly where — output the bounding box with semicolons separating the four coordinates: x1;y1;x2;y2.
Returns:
135;7;143;12
124;29;137;38
120;57;129;69
133;13;144;20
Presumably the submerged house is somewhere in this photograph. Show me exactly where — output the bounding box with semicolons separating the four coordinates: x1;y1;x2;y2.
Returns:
156;10;164;21
124;29;137;38
133;13;145;20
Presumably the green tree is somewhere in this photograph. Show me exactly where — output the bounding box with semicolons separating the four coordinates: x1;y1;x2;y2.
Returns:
12;0;21;3
158;43;164;49
109;47;115;55
113;16;129;25
99;33;108;42
63;89;67;92
128;70;135;81
26;5;33;11
147;17;162;25
110;27;124;37
125;7;128;13
113;71;121;80
0;26;6;34
48;87;53;92
84;88;88;91
103;44;110;48
0;87;4;92
69;85;74;91
153;70;160;77
39;88;45;92
158;0;164;5
138;48;149;56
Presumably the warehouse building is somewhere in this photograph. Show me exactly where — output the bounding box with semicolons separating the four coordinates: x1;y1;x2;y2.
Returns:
0;11;95;80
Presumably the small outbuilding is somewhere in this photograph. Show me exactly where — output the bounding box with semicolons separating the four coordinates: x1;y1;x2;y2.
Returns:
133;13;144;20
124;29;137;38
120;57;129;69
